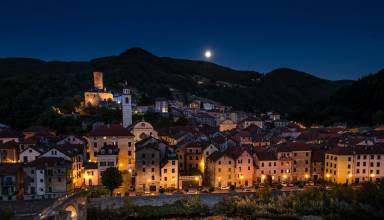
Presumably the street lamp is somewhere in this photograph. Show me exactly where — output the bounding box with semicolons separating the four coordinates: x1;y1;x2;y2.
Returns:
370;173;375;181
326;173;331;182
261;175;266;183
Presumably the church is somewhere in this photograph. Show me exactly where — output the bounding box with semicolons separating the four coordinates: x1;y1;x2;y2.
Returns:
87;83;158;174
84;72;113;106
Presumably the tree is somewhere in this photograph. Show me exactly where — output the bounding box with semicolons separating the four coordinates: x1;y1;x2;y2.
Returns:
101;167;123;196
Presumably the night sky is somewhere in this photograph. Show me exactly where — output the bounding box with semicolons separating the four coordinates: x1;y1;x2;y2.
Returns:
0;0;383;80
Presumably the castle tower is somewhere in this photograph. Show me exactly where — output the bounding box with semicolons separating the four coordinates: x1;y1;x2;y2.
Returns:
122;85;132;128
93;71;104;90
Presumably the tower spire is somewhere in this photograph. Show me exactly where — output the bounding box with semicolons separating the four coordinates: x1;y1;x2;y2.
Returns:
122;82;132;128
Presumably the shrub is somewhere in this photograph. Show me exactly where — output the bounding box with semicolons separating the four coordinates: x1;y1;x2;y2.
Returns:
208;186;215;192
0;208;13;220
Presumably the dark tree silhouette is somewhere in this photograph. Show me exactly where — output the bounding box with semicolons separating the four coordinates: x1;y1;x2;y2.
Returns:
101;167;123;196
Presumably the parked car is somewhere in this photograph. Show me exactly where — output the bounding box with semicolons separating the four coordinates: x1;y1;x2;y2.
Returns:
243;186;252;192
220;186;230;190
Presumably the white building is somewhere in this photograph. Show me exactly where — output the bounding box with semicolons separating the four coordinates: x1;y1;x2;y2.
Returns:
155;98;168;113
122;86;132;128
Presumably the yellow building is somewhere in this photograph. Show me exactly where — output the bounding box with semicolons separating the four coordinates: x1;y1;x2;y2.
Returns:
325;148;354;184
88;124;135;172
84;72;113;106
84;162;99;186
160;155;178;190
325;145;384;184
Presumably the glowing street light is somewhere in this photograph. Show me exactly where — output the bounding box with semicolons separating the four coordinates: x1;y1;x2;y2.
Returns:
326;173;331;181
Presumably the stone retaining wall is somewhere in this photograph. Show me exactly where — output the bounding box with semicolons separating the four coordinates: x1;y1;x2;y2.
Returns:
89;192;257;209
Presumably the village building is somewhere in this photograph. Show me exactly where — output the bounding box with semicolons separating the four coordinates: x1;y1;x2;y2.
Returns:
0;128;20;144
276;142;312;182
160;150;178;190
155;98;169;113
207;150;235;188
22;126;56;139
56;135;87;145
19;146;45;163
325;145;384;184
135;138;162;193
23;157;72;200
0;163;23;201
183;141;204;173
0;141;19;163
219;119;237;132
39;144;85;188
130;120;158;142
88;124;135;172
83;162;99;186
239;116;264;129
95;145;119;182
254;150;279;183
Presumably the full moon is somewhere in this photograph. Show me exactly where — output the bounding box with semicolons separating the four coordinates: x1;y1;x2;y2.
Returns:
204;50;212;58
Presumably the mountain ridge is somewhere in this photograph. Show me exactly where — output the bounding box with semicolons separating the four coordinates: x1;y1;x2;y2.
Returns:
0;47;372;129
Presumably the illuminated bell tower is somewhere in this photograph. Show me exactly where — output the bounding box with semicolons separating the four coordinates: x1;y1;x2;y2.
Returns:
122;84;132;128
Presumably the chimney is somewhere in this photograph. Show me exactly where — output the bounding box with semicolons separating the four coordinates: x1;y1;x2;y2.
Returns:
93;72;104;90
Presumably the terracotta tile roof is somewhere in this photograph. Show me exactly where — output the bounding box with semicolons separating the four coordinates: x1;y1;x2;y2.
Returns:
254;150;277;161
0;128;20;138
24;157;71;169
225;146;248;160
0;140;19;149
184;141;205;149
23;126;55;133
327;144;384;155
136;136;164;152
239;116;262;123
276;141;311;152
89;124;134;137
0;163;22;175
53;144;85;157
207;146;248;162
207;150;226;162
212;136;226;144
311;150;325;162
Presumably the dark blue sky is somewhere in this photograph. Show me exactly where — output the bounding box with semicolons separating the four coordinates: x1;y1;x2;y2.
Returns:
0;0;383;80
